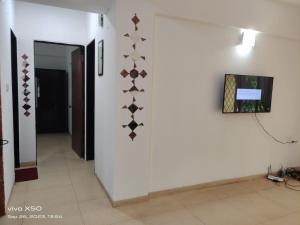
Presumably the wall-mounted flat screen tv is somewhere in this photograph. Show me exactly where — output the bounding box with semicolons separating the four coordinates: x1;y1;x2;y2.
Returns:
223;74;274;113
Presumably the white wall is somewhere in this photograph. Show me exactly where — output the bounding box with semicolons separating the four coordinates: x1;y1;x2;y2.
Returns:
112;0;156;201
0;0;15;205
150;15;300;192
15;1;95;163
148;0;300;41
93;0;118;199
35;43;68;70
106;0;300;201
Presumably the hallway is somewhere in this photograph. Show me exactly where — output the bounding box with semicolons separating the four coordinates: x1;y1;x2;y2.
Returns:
1;134;112;225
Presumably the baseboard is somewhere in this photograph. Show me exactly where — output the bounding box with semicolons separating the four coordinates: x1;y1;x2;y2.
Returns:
112;195;149;207
149;174;266;198
96;173;266;207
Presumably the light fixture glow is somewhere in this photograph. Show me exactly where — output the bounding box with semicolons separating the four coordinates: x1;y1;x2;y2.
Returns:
241;29;257;48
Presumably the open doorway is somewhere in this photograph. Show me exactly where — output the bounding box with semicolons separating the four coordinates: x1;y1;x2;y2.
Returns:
34;41;85;162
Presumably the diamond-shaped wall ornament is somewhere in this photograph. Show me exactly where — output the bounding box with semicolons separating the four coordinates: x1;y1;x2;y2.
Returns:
23;83;29;88
128;104;139;113
120;14;147;141
140;70;147;78
22;69;29;74
128;120;138;131
22;54;28;60
120;69;129;78
132;14;140;25
23;75;30;82
123;103;143;114
23;104;31;111
24;97;30;103
129;132;136;140
21;53;31;117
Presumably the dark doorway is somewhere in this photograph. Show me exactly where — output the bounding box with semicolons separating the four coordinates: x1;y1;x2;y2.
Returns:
34;41;85;159
86;40;95;160
36;69;68;133
71;47;85;158
11;30;20;168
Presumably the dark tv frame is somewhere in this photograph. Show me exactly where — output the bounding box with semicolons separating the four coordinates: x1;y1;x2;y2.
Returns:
222;74;274;114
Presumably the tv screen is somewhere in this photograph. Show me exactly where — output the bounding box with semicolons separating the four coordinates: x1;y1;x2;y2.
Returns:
223;74;274;113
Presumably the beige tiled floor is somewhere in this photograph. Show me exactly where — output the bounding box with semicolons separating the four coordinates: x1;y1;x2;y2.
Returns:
1;133;300;225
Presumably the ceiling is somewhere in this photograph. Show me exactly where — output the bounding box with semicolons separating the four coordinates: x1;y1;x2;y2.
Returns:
17;0;300;14
16;0;112;13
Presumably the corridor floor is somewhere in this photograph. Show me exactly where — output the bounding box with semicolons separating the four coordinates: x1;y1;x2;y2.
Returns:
1;133;300;225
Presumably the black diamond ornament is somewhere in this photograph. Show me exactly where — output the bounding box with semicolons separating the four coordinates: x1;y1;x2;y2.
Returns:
128;120;138;131
23;104;31;111
128;104;138;114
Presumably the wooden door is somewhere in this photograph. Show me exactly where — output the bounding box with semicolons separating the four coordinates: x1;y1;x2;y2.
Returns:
86;40;95;160
36;69;68;133
72;47;85;158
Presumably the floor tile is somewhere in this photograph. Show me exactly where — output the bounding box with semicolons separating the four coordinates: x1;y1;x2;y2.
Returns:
171;188;218;207
111;219;146;225
119;196;183;218
25;185;77;210
258;187;300;212
224;193;290;223
27;171;71;191
22;203;84;225
262;211;300;225
141;209;205;225
0;215;23;225
72;178;107;202
79;199;132;225
188;199;261;225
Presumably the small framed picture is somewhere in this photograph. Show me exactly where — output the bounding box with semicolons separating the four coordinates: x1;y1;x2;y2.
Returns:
98;40;104;76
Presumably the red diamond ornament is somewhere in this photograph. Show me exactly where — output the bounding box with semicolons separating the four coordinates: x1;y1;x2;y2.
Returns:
132;14;140;25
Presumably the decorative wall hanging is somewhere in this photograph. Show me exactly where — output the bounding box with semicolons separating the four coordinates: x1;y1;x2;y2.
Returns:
120;14;147;141
98;40;104;76
21;54;31;117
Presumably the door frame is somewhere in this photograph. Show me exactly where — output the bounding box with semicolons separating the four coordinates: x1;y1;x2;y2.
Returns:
11;30;20;168
33;40;86;159
86;40;95;160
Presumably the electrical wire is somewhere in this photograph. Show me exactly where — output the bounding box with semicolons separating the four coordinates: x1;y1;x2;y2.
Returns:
284;179;300;191
254;113;297;145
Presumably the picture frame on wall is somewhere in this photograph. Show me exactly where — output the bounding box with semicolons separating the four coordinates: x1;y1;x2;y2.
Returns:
98;40;104;76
